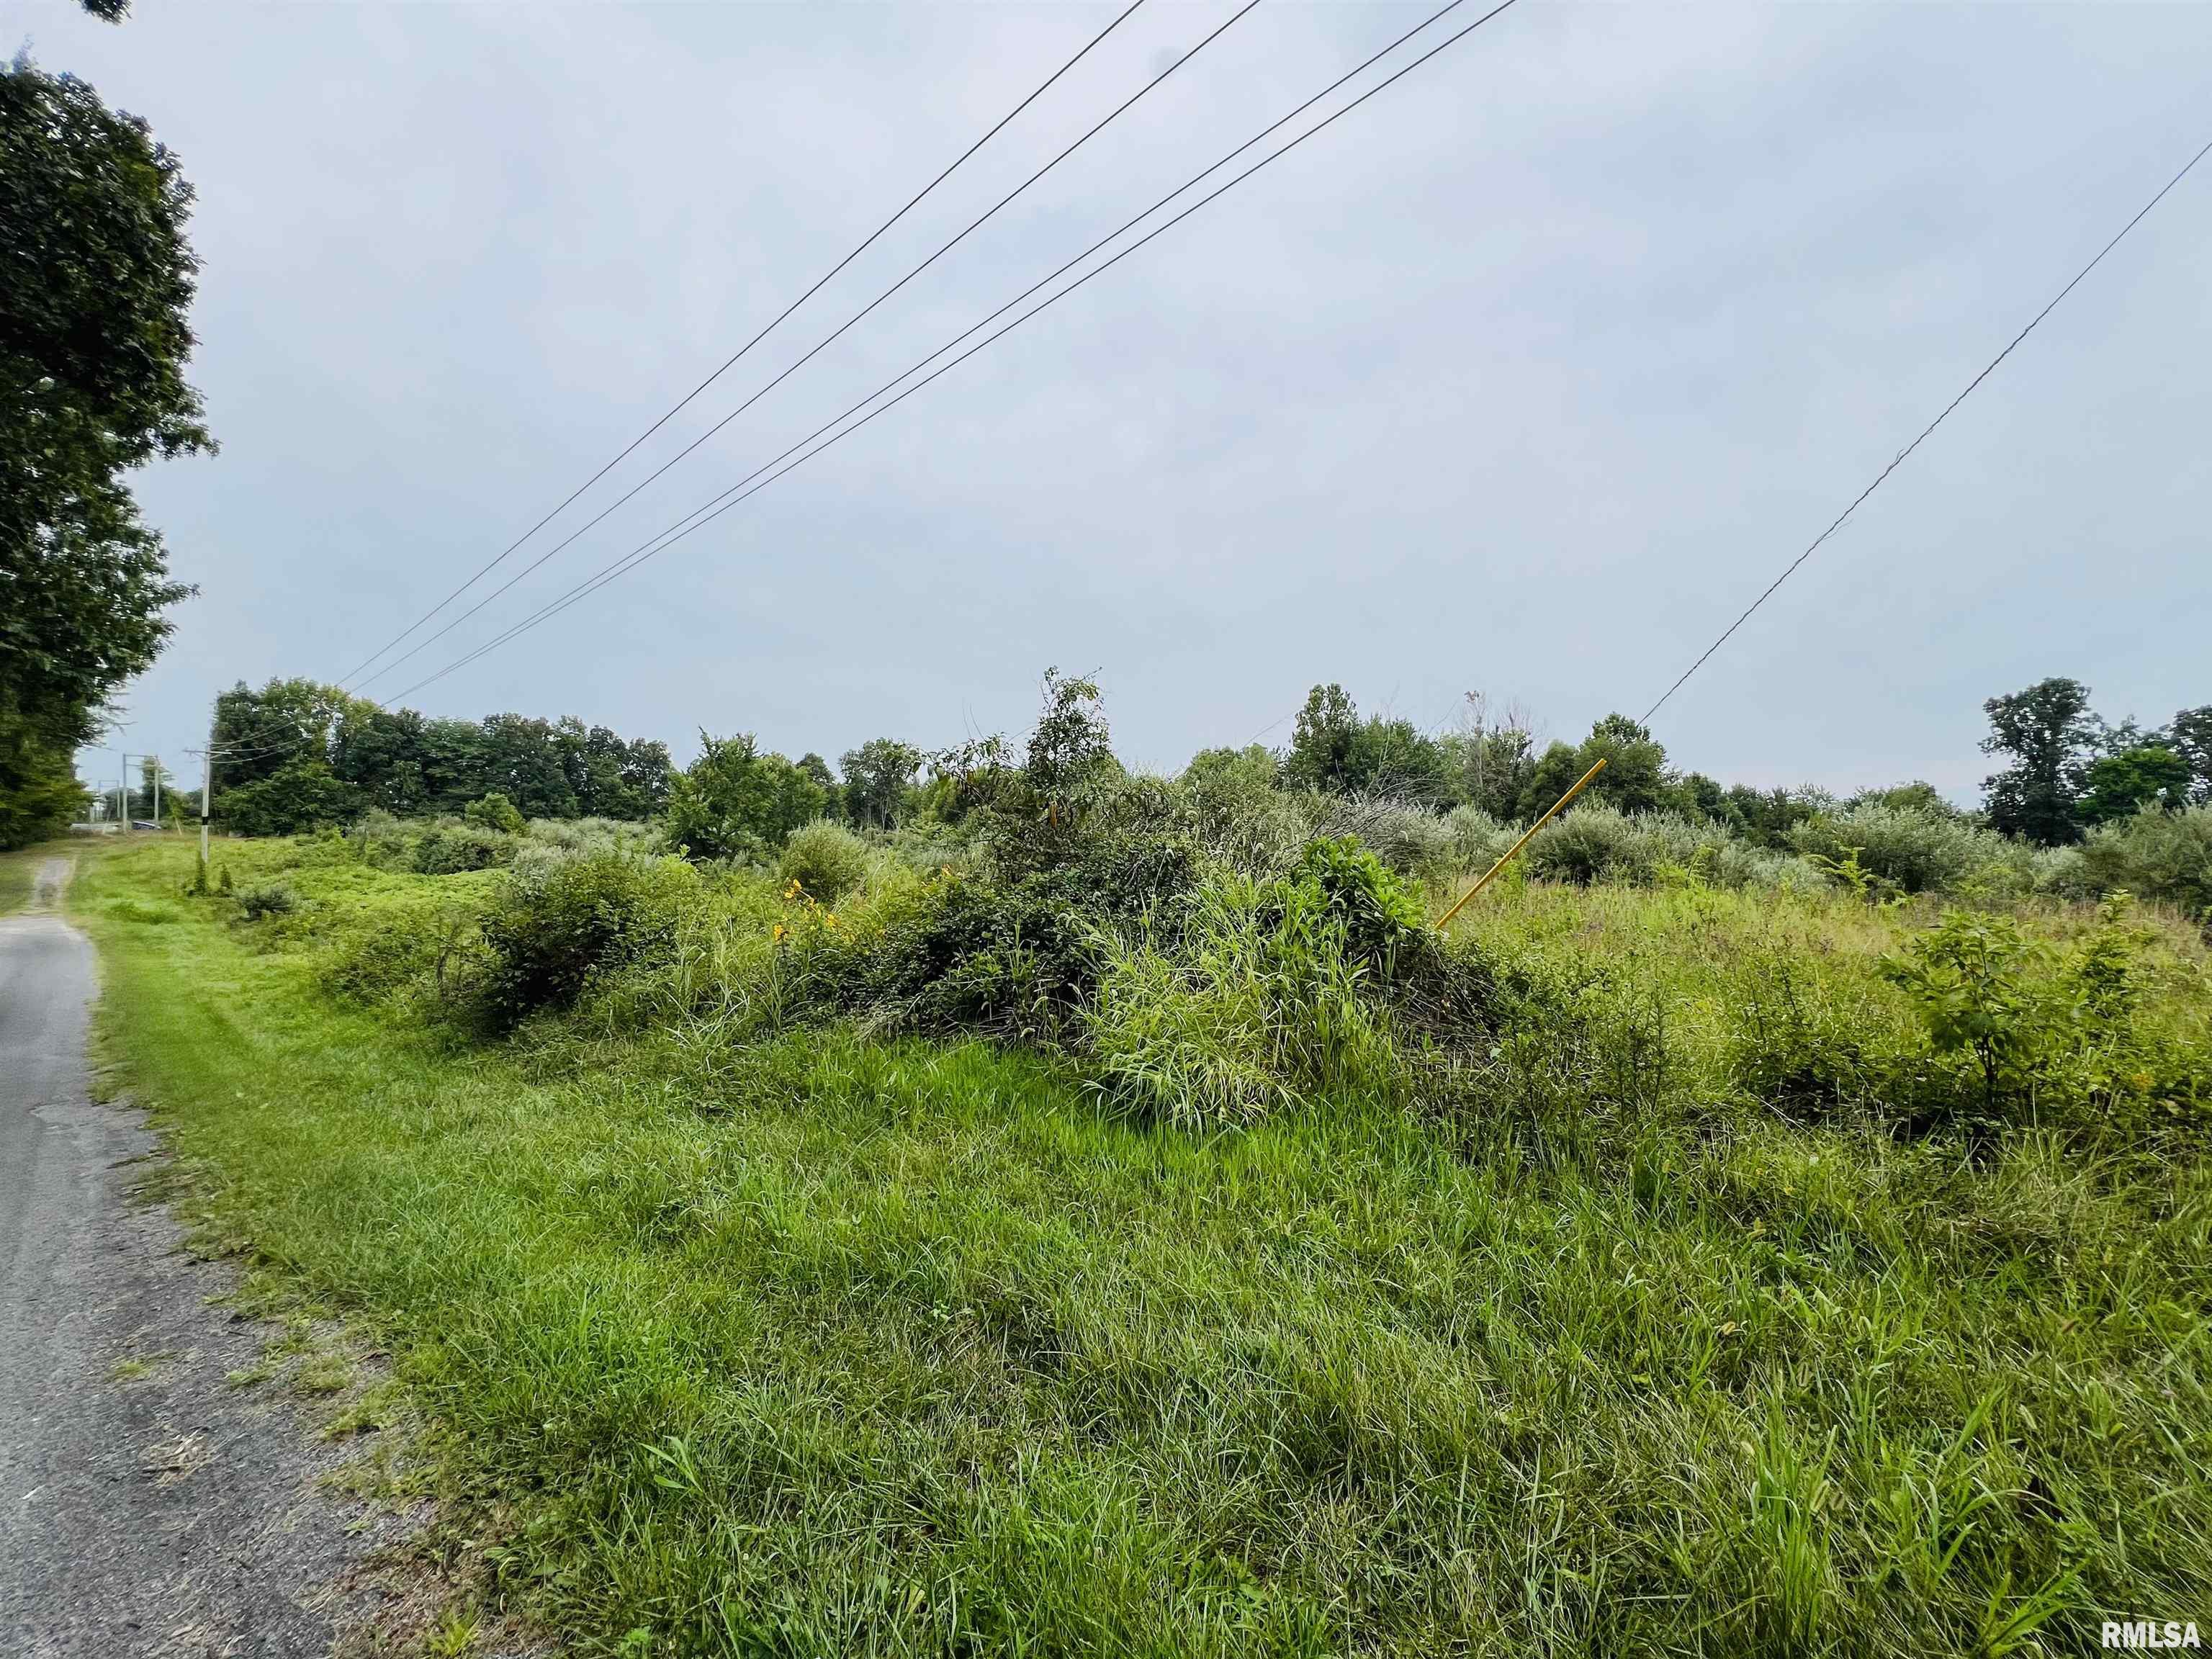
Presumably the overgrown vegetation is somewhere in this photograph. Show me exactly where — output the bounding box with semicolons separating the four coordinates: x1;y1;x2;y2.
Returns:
75;669;2212;1656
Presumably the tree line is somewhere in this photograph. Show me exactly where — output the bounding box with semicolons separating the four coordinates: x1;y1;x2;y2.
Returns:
210;679;673;835
204;671;2212;860
1979;677;2210;845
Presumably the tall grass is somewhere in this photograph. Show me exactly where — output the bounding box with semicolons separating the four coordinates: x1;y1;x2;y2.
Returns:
72;834;2212;1657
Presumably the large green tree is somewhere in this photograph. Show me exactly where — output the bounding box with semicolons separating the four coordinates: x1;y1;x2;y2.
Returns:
1;50;208;844
1981;678;2098;846
1283;683;1450;802
840;737;921;830
663;733;828;863
2078;743;2192;825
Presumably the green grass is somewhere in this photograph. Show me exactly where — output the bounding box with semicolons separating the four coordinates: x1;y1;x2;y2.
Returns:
0;842;59;913
73;837;2212;1657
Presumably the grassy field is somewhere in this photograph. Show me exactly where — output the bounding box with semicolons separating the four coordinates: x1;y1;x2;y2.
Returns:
72;833;2212;1658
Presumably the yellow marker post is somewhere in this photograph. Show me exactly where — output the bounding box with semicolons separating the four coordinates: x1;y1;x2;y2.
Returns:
1435;756;1608;930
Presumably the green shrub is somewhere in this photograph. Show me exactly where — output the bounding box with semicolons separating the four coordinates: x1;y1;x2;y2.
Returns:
1876;899;2206;1138
214;760;364;836
348;809;410;867
1786;804;2011;895
413;820;517;875
236;882;296;921
1881;909;2049;1123
521;817;659;858
1291;836;1424;965
864;844;1190;1040
778;820;871;904
2074;805;2212;921
1308;796;1454;880
464;791;527;834
1438;804;1518;880
1726;956;1946;1125
1524;804;1690;886
471;851;701;1033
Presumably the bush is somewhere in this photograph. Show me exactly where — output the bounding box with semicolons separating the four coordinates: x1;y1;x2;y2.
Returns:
1786;804;2011;896
1438;805;1519;881
855;834;1197;1040
1309;796;1454;881
348;809;410;867
471;851;701;1032
2074;805;2212;921
215;761;364;837
664;733;828;863
778;820;871;904
1877;899;2207;1138
1524;805;1694;886
522;817;660;858
464;791;527;834
236;882;296;921
413;819;518;875
320;886;491;1013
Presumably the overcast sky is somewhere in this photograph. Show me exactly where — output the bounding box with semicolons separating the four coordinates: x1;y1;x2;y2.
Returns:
35;0;2211;802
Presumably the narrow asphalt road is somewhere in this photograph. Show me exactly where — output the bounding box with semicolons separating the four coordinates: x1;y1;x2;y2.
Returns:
0;856;400;1657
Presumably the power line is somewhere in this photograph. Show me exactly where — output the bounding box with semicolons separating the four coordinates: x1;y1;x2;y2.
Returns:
336;0;1146;688
347;0;1261;693
1641;135;2212;727
386;0;1524;703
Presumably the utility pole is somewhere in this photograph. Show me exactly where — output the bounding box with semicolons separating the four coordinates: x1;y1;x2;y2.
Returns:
198;709;214;873
117;749;130;830
151;755;161;830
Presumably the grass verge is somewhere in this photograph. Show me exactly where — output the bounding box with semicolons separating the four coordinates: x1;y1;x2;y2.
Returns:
73;837;2212;1658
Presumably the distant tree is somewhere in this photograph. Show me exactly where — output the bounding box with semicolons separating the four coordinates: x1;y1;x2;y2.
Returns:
1514;715;1665;820
1;53;209;843
1665;770;1730;824
568;722;668;820
2170;706;2212;806
221;678;665;830
840;738;921;830
1023;668;1116;824
1284;684;1362;794
1282;683;1449;801
2077;744;2191;825
215;760;364;837
796;752;837;798
1850;781;1959;818
1517;741;1586;821
663;732;827;863
1354;717;1451;803
131;753;175;820
1981;678;2098;845
1724;784;1830;849
1579;714;1668;814
477;714;580;819
1441;693;1539;819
